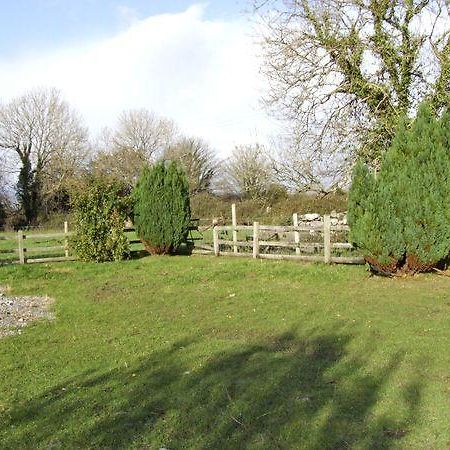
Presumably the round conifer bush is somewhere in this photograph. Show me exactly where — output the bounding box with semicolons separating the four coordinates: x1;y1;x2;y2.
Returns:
133;161;191;255
348;103;450;275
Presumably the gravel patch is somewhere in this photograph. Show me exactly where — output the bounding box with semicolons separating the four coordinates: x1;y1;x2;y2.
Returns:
0;289;54;338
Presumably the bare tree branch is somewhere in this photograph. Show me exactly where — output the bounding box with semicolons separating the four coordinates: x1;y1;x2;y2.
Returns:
113;109;177;161
0;87;88;220
92;109;178;186
221;144;274;200
255;0;450;185
164;137;218;195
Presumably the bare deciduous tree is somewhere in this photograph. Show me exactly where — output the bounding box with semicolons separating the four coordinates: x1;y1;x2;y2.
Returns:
0;87;88;222
113;109;177;160
164;137;218;194
223;144;274;200
269;133;348;193
91;145;147;187
91;128;148;187
256;0;450;180
92;109;178;186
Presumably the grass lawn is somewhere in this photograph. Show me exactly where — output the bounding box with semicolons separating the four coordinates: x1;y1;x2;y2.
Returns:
0;256;450;449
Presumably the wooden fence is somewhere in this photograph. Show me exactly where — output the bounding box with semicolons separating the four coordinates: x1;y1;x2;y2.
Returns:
1;223;205;265
0;224;144;265
0;222;76;265
0;212;364;266
0;222;205;266
212;214;364;265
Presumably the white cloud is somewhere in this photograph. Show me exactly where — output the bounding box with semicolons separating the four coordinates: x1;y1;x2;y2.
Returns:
116;5;140;27
0;4;279;156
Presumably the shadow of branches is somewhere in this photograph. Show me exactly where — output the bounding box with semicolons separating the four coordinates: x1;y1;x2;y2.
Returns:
0;330;422;449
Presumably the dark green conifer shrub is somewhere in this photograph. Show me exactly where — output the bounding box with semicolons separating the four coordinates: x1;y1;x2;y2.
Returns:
71;179;130;262
0;200;6;230
17;157;40;225
133;161;191;255
349;103;450;275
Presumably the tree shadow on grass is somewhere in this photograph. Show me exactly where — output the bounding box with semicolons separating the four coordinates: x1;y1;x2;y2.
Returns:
128;243;195;259
128;249;149;260
1;330;422;449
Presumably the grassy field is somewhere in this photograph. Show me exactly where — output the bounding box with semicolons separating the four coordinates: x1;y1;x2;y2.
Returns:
0;256;450;449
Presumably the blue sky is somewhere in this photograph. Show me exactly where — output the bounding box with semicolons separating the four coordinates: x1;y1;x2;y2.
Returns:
0;2;278;156
0;1;246;57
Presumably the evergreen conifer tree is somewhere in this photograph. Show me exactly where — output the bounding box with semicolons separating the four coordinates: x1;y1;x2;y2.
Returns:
0;199;6;230
16;157;40;224
348;103;450;274
133;161;191;255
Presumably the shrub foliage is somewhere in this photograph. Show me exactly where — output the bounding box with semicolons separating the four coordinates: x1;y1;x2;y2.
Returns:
133;161;191;255
348;103;450;275
71;179;130;262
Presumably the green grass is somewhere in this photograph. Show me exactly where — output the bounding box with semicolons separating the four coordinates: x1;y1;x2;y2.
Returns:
1;256;450;449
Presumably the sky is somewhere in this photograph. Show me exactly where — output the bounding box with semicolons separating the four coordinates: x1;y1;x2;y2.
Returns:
0;0;280;156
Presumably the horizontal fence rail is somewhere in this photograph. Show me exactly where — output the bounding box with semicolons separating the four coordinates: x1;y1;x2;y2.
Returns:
16;221;74;264
0;221;82;265
0;210;363;266
211;214;364;265
1;221;203;266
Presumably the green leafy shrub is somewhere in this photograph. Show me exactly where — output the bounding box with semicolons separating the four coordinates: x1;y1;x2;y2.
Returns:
348;103;450;275
71;179;130;262
133;161;191;255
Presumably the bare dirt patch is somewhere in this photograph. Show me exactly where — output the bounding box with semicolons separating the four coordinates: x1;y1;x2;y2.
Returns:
0;287;54;338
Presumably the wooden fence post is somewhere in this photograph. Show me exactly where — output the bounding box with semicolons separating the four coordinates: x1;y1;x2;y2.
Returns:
64;221;69;258
253;222;259;259
323;215;331;264
18;230;25;264
232;203;238;254
213;225;220;256
293;213;300;255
